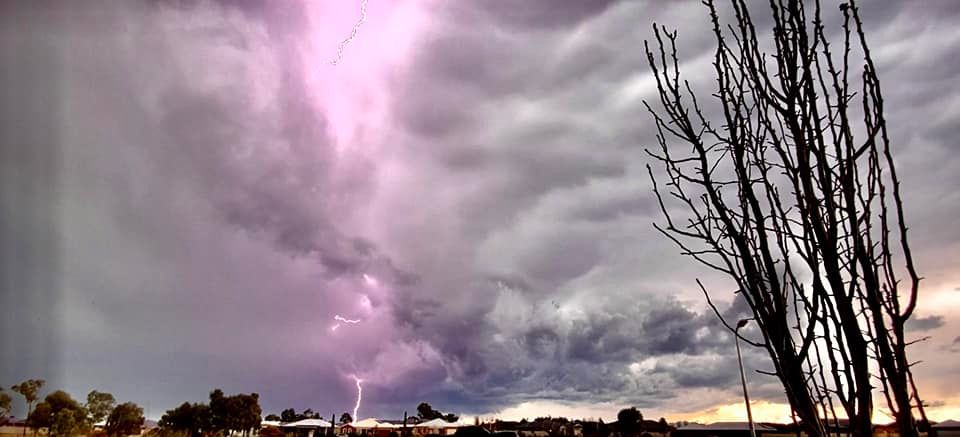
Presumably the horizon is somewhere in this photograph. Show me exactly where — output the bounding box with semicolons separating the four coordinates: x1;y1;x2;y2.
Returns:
2;0;959;431
4;395;940;427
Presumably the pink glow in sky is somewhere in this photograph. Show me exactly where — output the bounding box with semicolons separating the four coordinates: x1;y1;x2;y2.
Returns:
299;0;432;153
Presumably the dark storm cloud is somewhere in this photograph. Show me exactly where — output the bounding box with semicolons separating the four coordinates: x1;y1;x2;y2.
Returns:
3;0;960;421
642;303;718;355
380;0;960;414
389;0;955;416
559;299;732;364
907;314;946;332
393;288;761;412
564;314;638;364
651;356;734;389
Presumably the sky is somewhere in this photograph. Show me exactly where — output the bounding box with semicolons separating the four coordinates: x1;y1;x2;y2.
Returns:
1;0;959;425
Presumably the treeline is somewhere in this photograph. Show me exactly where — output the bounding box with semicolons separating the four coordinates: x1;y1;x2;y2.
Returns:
155;389;261;437
1;379;144;437
492;408;673;437
260;401;460;426
414;402;458;423
265;408;325;423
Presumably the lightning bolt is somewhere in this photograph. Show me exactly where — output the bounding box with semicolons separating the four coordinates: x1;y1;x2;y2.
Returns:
331;275;376;417
330;315;361;332
352;376;363;420
331;0;368;65
335;315;361;324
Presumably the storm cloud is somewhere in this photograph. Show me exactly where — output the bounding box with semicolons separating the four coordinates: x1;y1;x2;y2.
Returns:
2;0;960;422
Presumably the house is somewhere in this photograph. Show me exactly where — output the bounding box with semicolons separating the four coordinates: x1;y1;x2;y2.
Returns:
284;418;334;437
340;418;401;437
673;422;776;437
414;418;470;436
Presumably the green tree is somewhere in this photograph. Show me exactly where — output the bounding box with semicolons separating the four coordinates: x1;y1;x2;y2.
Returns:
106;402;144;437
616;408;642;437
339;412;353;424
264;414;280;422
85;391;116;425
29;391;88;437
11;379;45;436
50;410;81;437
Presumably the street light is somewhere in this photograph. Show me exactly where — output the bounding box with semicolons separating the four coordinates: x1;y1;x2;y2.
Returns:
735;318;757;437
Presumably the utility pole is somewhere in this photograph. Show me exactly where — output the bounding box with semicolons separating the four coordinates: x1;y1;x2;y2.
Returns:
736;318;757;437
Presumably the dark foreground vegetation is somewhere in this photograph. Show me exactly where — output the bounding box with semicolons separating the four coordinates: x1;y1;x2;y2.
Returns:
645;0;929;436
3;378;954;437
2;379;144;437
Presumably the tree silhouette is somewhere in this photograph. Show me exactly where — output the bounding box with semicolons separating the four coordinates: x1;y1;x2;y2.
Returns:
158;402;211;437
644;1;925;435
616;408;642;437
416;403;441;421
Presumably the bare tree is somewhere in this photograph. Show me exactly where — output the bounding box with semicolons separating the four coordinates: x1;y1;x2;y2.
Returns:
643;1;924;436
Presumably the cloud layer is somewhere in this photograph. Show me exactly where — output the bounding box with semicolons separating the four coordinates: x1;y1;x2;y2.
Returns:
2;0;959;422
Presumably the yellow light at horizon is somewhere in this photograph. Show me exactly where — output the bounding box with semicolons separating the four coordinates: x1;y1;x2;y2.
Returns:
672;397;960;425
671;401;793;424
